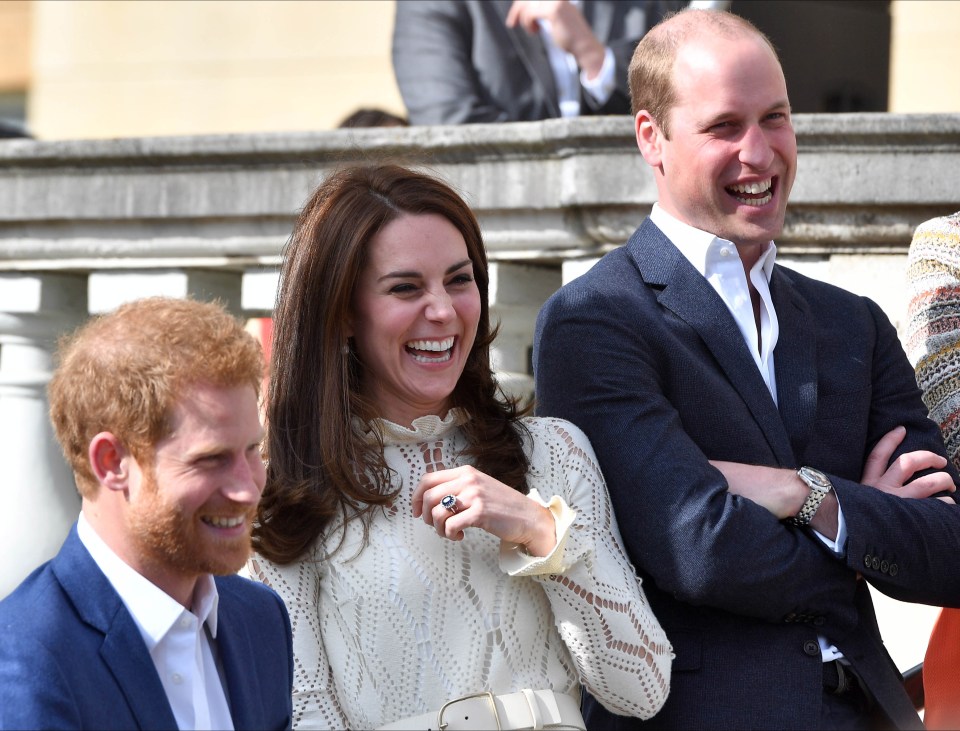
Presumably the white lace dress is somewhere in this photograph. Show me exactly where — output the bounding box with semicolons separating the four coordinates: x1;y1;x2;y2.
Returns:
248;410;672;729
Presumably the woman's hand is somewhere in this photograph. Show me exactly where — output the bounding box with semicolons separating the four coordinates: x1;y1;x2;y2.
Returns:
411;465;557;556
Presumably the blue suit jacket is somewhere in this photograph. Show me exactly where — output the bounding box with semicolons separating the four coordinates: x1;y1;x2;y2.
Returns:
0;525;293;730
534;219;960;729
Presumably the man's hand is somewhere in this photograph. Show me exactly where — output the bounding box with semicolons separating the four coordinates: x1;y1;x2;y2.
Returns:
505;0;606;79
861;425;956;501
710;461;840;539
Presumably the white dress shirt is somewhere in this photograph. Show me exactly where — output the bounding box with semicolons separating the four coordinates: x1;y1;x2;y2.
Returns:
651;204;780;399
650;205;847;661
78;513;234;730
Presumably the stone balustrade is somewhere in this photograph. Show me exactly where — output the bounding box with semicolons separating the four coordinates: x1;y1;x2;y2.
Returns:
2;113;960;599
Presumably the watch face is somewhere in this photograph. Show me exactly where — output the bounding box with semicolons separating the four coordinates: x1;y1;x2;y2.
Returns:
799;466;831;489
791;467;833;526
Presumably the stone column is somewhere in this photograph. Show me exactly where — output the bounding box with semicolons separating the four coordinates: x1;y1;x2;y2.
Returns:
88;269;243;314
0;274;87;597
488;262;562;403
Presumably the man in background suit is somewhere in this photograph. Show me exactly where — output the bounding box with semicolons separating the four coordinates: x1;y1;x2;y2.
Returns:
392;0;684;125
0;297;293;730
535;8;960;729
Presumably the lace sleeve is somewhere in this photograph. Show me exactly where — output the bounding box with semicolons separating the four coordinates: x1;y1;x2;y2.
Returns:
246;554;348;730
519;419;674;719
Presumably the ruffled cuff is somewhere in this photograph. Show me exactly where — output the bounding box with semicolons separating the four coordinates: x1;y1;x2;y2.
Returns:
499;488;577;576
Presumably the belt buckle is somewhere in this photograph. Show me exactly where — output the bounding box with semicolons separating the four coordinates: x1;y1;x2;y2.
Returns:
438;691;501;731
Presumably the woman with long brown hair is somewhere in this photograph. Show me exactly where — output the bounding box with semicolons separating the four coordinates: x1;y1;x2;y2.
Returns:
248;164;672;730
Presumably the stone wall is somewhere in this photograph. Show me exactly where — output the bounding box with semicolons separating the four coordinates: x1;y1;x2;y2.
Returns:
1;114;959;597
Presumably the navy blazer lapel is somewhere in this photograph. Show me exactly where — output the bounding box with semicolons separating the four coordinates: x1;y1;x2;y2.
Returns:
52;527;177;731
494;0;561;117
215;595;263;729
770;266;818;459
628;220;796;465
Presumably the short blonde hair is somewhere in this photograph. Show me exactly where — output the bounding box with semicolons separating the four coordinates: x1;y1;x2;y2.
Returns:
629;9;779;137
48;297;263;498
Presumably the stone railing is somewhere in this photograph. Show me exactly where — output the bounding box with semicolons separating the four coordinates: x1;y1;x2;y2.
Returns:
2;114;960;603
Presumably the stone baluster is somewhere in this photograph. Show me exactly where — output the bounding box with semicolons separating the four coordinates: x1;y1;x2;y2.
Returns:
88;269;243;314
488;262;562;403
0;273;87;597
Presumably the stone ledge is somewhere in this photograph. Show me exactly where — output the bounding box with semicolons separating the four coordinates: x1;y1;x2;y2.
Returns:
1;114;958;271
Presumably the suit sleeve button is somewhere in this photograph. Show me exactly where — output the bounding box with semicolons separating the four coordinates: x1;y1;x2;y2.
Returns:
803;640;820;656
864;554;872;568
871;557;880;570
880;560;889;573
890;563;899;576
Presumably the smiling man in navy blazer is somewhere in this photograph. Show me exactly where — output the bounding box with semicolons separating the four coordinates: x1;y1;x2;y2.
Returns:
0;297;293;731
535;8;960;730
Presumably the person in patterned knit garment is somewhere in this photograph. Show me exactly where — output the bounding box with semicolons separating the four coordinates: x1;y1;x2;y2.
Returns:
246;164;673;730
905;210;960;731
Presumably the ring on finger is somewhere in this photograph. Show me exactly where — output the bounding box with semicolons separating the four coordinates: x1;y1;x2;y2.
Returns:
441;494;460;514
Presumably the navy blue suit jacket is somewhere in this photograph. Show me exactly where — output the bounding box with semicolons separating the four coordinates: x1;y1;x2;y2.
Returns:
534;218;960;729
0;525;293;730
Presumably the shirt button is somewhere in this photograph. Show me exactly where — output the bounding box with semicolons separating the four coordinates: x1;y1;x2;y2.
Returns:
803;640;820;657
171;673;183;685
179;617;191;628
720;248;732;258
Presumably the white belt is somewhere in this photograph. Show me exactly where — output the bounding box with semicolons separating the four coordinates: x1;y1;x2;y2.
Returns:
378;688;586;731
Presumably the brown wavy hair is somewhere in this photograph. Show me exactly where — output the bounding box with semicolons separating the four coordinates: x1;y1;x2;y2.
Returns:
48;297;264;499
253;164;530;565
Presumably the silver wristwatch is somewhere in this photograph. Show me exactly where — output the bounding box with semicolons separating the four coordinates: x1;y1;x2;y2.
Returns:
788;466;833;527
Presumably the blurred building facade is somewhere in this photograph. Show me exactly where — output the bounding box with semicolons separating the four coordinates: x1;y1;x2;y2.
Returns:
0;1;31;134
1;0;960;139
2;0;405;138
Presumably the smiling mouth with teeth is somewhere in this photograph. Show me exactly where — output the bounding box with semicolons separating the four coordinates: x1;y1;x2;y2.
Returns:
202;515;247;529
406;336;455;363
727;178;774;207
